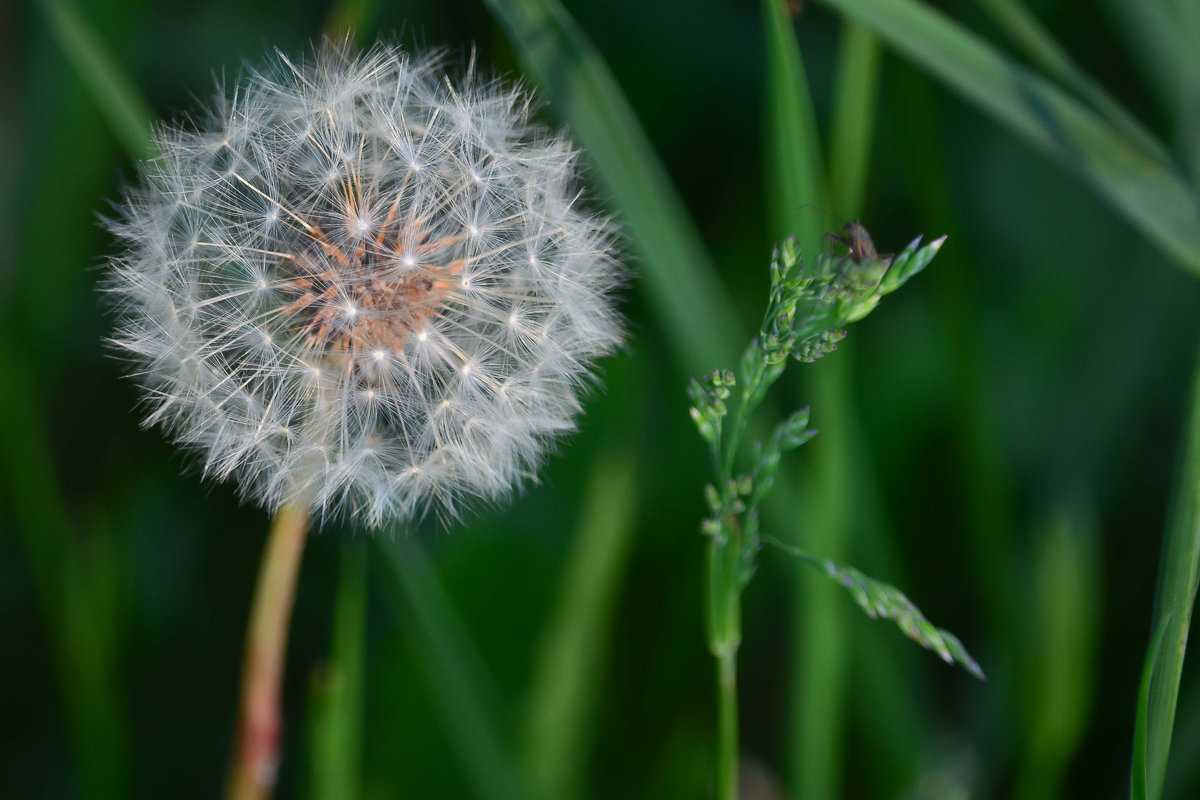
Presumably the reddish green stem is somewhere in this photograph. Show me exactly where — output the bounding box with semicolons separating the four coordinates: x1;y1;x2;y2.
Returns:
225;502;310;800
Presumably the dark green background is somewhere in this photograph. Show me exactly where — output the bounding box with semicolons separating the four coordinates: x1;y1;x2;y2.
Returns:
2;0;1197;797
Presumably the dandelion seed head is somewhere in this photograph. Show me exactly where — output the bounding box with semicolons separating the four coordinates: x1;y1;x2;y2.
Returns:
105;39;624;527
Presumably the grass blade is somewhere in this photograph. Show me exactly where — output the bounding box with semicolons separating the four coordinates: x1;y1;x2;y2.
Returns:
1013;505;1100;800
34;0;155;158
815;0;1200;273
764;0;829;253
827;21;881;219
1134;617;1172;800
322;0;382;39
522;443;640;800
973;0;1172;167
308;541;368;800
482;0;744;374
375;536;524;800
0;341;131;800
1138;342;1200;800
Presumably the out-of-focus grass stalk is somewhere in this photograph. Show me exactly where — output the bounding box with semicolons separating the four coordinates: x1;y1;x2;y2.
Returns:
376;537;524;800
787;355;852;800
1012;506;1099;800
226;503;310;800
815;0;1200;275
481;0;743;376
307;541;367;800
766;2;880;795
1175;6;1200;181
35;0;155;158
322;0;381;41
522;443;640;800
0;341;131;800
1135;342;1200;800
764;0;828;263
893;64;1016;653
827;22;880;222
973;0;1171;166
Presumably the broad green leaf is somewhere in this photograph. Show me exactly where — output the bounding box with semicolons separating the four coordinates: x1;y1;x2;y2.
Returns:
816;0;1200;274
483;0;743;374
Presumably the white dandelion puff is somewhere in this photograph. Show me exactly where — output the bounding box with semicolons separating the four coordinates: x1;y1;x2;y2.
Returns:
105;39;625;527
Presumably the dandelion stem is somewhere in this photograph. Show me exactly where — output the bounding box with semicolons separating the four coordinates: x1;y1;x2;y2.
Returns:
226;502;310;800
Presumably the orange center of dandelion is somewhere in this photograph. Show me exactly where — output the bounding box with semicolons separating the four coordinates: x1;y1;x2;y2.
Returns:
268;182;464;359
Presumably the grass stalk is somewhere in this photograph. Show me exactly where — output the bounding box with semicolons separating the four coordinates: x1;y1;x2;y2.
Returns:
523;444;640;800
715;650;739;800
1135;339;1200;800
308;540;368;800
226;503;310;800
375;536;523;800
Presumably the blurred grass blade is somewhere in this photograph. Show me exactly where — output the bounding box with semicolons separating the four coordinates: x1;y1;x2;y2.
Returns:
764;0;828;252
483;0;743;374
1134;617;1171;800
1138;342;1200;800
1100;0;1176;115
322;0;382;40
375;536;524;800
815;0;1200;274
827;21;881;220
1013;505;1100;800
523;443;640;800
308;541;367;800
0;341;131;800
35;0;155;158
973;0;1172;167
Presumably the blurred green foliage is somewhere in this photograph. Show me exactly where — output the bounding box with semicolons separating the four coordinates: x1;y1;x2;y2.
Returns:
3;0;1200;798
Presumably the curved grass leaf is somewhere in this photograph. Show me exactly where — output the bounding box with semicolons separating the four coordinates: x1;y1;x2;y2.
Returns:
1133;617;1171;800
482;0;744;374
1138;342;1200;800
765;535;985;680
815;0;1200;274
973;0;1171;167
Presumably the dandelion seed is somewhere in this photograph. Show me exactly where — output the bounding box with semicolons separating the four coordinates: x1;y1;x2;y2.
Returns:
105;39;625;527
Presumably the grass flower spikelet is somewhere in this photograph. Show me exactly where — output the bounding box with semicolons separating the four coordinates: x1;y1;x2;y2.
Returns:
105;40;624;527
